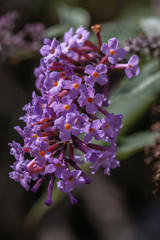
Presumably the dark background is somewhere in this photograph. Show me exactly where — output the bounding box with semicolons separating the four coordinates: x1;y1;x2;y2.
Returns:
1;0;160;239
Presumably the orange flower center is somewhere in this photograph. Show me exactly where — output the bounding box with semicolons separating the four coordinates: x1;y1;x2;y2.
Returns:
65;123;71;130
32;134;37;139
98;159;102;164
110;49;115;55
68;176;73;181
89;128;94;133
88;97;93;103
52;49;55;54
40;104;43;110
40;151;45;157
54;81;58;86
56;163;61;168
92;71;99;78
64;105;69;110
129;64;132;69
73;83;79;89
20;174;24;179
105;125;109;130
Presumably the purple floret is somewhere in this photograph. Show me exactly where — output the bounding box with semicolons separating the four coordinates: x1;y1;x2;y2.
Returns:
63;75;82;99
9;171;31;191
54;95;77;116
101;38;127;64
91;143;120;175
40;38;61;58
57;169;85;193
54;112;81;141
101;113;123;142
83;119;103;143
74;26;90;47
85;64;108;86
78;87;103;114
125;55;140;78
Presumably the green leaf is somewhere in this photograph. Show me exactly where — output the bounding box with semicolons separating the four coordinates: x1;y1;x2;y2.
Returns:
106;60;160;134
100;21;142;46
57;3;90;29
117;131;158;160
109;60;159;102
140;17;160;35
45;24;70;39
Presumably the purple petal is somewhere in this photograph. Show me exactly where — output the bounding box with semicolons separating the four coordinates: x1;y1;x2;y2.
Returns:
116;48;127;59
71;125;81;136
128;55;139;66
85;76;95;87
54;103;64;113
101;43;110;55
96;64;107;74
125;68;132;78
108;38;118;49
66;112;77;124
131;65;140;77
84;133;92;143
51;38;59;49
92;119;101;129
69;88;78;99
72;75;82;85
108;55;117;64
96;75;108;86
63;80;73;89
45;164;56;174
94;93;103;106
86;103;97;114
59;130;71;141
88;87;95;98
44;38;51;45
85;64;95;75
54;116;65;130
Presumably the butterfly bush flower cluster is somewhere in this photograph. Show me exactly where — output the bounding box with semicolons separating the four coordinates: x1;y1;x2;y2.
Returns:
0;11;45;62
9;25;140;205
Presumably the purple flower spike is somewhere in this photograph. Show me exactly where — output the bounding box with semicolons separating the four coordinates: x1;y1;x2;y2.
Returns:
125;55;140;78
9;25;140;206
101;38;127;64
85;64;108;86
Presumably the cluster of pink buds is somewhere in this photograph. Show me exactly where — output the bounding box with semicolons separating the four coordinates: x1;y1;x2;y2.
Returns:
9;24;139;205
